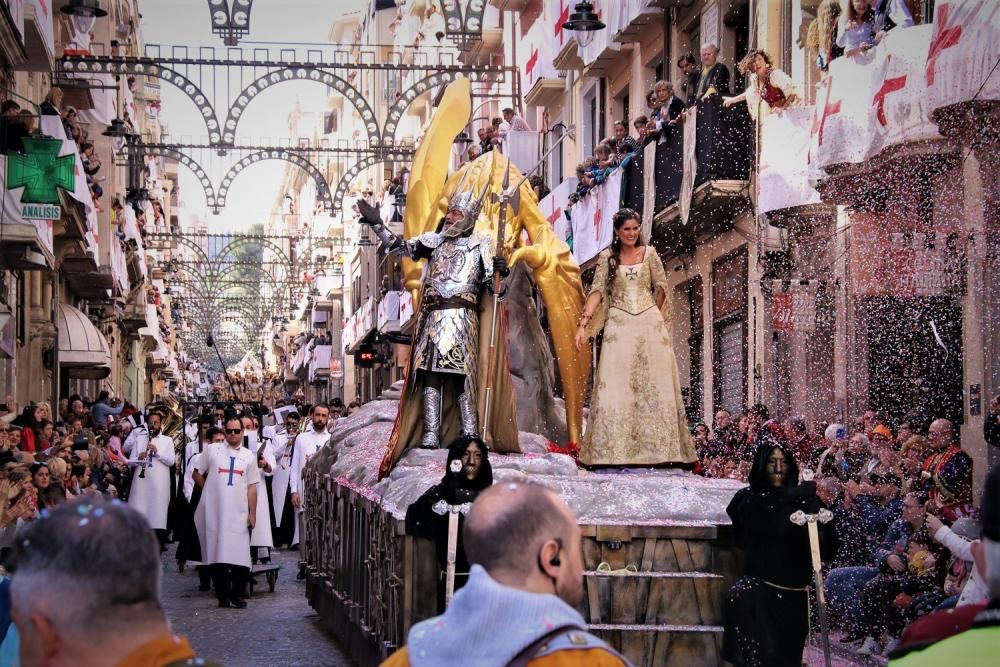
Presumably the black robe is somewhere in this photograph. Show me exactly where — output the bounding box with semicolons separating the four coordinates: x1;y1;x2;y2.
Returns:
722;436;834;667
404;436;492;612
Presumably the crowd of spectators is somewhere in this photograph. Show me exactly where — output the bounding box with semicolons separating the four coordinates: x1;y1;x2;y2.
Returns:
691;400;992;658
0;393;143;560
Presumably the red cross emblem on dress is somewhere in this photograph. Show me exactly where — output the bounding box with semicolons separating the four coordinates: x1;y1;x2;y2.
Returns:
872;58;907;127
219;456;244;486
925;4;961;87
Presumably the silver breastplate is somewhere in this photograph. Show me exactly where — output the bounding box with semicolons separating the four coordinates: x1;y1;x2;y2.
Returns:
424;237;485;300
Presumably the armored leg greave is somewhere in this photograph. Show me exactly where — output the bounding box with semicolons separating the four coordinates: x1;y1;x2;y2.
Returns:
421;375;442;449
458;384;478;437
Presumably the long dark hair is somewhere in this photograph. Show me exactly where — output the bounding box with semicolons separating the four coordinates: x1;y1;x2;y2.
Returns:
747;420;800;492
441;434;493;504
606;208;643;293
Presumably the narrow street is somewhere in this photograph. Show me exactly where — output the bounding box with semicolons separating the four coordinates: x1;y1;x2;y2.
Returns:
160;545;353;667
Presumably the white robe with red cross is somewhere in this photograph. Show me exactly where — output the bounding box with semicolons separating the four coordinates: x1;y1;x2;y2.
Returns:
193;442;260;568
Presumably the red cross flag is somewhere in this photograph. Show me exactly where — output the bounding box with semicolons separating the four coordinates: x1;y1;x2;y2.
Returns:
925;0;998;116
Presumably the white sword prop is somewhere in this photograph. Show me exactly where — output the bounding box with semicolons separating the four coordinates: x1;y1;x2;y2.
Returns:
433;497;471;608
790;470;834;667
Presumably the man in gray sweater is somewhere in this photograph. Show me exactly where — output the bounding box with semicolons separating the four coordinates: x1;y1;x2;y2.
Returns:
381;481;630;666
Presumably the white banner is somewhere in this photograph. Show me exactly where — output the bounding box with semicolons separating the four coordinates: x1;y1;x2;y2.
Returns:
504;130;539;176
925;0;1000;119
679;107;698;225
538;178;575;245
571;170;621;265
758;107;821;214
809;25;941;173
522;13;559;91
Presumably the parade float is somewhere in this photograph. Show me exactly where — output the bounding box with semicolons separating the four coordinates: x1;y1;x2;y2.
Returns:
301;78;744;667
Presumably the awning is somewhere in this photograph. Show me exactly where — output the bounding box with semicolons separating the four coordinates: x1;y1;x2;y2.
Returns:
58;303;111;379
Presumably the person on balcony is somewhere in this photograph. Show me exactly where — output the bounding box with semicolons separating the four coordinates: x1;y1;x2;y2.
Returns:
807;0;844;71
573;209;696;467
693;43;731;102
676;53;700;106
838;0;876;57
723;49;801;119
871;0;915;44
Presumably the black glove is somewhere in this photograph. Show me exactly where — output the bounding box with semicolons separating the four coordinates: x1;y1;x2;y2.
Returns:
492;255;510;277
355;199;382;226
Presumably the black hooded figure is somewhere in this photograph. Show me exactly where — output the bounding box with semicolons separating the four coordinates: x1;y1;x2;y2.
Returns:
405;434;493;610
722;420;835;667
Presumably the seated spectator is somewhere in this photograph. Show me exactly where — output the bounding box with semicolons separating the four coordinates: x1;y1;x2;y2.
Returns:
887;463;999;665
826;490;930;644
925;514;988;609
921;418;974;521
787;414;821;469
723;49;800;116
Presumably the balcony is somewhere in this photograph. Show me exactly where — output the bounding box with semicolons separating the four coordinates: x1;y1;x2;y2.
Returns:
650;98;753;255
377;291;403;333
610;0;662;44
20;0;55;73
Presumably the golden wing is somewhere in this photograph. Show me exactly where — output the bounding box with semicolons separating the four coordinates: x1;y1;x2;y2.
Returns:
400;77;472;299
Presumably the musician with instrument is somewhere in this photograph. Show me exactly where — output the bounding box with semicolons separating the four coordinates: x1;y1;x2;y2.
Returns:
266;409;300;548
126;409;176;550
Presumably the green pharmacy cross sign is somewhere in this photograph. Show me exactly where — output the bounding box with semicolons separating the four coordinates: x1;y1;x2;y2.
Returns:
7;136;76;220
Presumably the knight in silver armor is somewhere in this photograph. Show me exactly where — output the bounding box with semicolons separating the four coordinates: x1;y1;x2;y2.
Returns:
356;186;508;449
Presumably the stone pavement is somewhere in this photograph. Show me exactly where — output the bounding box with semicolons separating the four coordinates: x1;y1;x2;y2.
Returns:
160;544;354;667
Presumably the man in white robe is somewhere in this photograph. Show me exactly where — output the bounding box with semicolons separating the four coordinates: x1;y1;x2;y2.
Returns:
267;411;300;548
176;415;214;591
241;415;274;562
126;410;175;548
192;415;259;609
289;403;331;563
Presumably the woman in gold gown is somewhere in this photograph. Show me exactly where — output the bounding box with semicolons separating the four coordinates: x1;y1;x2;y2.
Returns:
574;209;696;466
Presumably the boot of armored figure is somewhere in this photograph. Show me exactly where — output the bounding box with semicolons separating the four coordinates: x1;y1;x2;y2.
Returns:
458;388;477;437
421;380;442;449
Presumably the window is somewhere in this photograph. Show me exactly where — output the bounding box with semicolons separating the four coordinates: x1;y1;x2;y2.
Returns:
712;248;748;416
582;86;598;158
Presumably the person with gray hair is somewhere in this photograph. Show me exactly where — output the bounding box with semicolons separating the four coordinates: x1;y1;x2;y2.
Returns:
889;463;1000;664
694;42;730;100
9;498;218;666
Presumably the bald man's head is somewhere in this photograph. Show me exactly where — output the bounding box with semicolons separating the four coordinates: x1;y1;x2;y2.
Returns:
928;418;955;450
463;481;579;587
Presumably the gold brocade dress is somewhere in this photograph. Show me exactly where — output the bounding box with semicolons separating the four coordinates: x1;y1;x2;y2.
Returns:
579;247;697;466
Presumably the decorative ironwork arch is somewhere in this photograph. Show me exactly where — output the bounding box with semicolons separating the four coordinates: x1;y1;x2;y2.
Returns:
207;0;254;46
216;150;333;214
384;69;503;143
439;0;489;51
127;145;217;208
332;155;389;216
60;58;223;142
222;67;380;146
